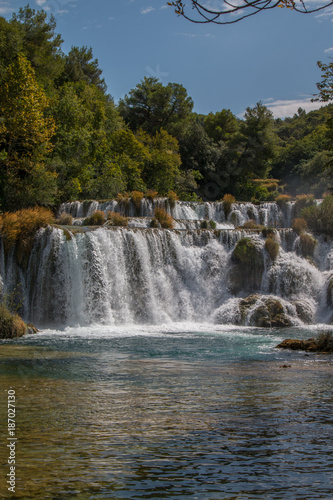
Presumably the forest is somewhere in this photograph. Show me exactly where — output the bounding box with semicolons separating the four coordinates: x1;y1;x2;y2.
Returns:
0;5;332;212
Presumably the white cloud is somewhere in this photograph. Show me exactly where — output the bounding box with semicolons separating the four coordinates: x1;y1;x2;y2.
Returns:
324;47;333;53
265;98;324;119
141;6;155;14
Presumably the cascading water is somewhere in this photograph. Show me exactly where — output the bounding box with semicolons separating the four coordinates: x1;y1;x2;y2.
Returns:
1;199;332;328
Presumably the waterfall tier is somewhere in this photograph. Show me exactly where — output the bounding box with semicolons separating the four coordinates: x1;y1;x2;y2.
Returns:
1;221;332;328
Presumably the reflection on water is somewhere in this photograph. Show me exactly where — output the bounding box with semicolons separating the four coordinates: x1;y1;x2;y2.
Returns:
0;328;333;499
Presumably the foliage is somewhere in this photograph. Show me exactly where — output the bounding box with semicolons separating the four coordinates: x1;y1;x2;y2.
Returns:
57;212;73;225
0;207;54;264
239;220;264;230
222;194;236;218
118;76;193;134
200;219;217;229
275;194;292;208
83;210;106;226
145;189;158;201
292;218;308;235
294;194;315;217
167;190;179;208
0;303;26;339
153;208;175;229
232;237;257;264
265;237;280;261
107;211;128;227
0;53;57;210
131;191;144;213
302;195;333;234
299;233;318;257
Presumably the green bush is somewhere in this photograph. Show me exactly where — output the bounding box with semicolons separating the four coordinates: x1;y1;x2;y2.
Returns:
200;219;216;229
302;195;333;235
294;194;315;217
265;237;279;261
232;237;258;264
83;210;106;226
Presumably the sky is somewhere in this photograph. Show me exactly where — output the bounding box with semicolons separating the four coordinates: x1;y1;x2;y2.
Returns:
1;0;333;119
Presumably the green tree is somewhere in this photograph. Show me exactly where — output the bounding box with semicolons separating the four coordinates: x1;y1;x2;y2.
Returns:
10;6;64;90
204;109;239;143
57;46;106;92
0;54;57;210
118;77;193;134
239;102;277;179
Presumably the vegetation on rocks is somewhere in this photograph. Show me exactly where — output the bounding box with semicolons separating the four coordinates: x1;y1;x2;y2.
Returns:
222;194;236;218
0;302;26;338
265;236;280;261
302;195;333;235
107;211;128;227
200;219;216;229
152;208;174;229
83;210;106;226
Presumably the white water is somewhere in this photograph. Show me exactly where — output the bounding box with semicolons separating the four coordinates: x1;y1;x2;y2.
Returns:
1;199;332;328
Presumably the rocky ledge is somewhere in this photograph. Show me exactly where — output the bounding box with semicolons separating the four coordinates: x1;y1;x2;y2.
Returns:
276;332;333;353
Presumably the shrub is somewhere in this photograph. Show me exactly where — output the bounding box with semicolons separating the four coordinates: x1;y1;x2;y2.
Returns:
145;189;158;201
150;218;160;228
222;194;236;218
200;219;216;229
292;218;308;235
239;220;264;231
0;207;54;264
57;212;73;225
153;208;174;229
294;194;315;217
167;190;179;208
275;194;291;209
262;227;275;238
299;233;317;258
116;192;131;210
265;237;279;261
131;191;144;213
302;195;333;235
107;211;128;227
83;210;106;226
0;303;26;339
315;332;333;352
232;237;257;264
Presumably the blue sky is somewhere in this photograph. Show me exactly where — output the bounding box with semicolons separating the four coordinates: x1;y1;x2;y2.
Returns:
1;0;333;118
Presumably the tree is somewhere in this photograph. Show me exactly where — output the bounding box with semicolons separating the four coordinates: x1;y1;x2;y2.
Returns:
57;46;106;92
0;54;57;209
168;0;333;24
10;6;64;89
118;77;193;134
239;102;277;179
313;61;333;102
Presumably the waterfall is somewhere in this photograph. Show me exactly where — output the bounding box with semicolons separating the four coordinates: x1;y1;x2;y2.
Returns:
1;199;332;328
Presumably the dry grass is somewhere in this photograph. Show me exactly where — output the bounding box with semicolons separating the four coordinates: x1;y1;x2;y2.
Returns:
167;190;179;208
0;207;54;265
239;220;264;231
292;218;308;235
83;210;106;226
131;191;144;213
107;211;128;227
222;194;236;218
300;233;317;258
153;208;175;229
145;189;158;201
57;212;73;225
0;303;26;339
275;194;292;208
265;237;280;261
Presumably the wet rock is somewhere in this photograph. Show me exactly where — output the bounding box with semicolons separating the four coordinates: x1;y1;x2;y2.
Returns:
292;300;314;324
276;338;318;351
26;323;39;335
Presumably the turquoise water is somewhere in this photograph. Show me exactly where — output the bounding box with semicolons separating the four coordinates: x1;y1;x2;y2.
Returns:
1;324;333;499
